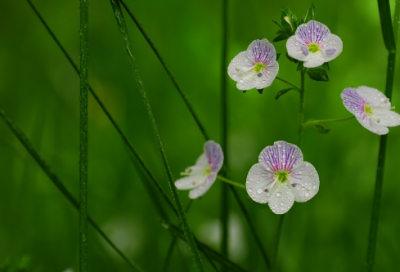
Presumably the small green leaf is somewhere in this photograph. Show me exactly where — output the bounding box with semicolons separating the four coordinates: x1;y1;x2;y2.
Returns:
257;89;264;94
276;52;281;61
302;3;316;23
314;123;330;134
297;61;304;71
285;52;299;63
322;62;330;70
273;34;288;42
307;67;329;81
275;87;295;100
272;20;283;29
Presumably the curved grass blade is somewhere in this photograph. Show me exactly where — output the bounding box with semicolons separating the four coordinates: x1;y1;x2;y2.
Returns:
25;0;178;218
110;1;204;271
118;0;209;141
367;1;399;270
79;0;89;270
160;219;247;272
0;109;144;272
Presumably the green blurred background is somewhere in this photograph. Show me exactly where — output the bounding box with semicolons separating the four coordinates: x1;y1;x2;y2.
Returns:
1;0;399;271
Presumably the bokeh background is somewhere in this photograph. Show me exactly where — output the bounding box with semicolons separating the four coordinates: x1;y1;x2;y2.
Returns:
1;0;399;271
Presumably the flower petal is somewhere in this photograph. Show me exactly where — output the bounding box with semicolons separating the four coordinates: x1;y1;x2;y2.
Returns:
259;141;304;172
189;173;217;199
290;162;319;202
246;163;275;204
204;140;224;173
303;51;326;68
195;153;208;168
227;51;253;82
322;34;343;62
268;184;295;214
247;39;277;65
374;110;400;127
175;174;206;190
341;87;365;117
355;115;389;135
295;20;331;44
357;86;391;110
286;36;308;62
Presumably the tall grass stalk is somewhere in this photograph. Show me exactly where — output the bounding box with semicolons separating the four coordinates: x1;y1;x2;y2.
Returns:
366;0;399;270
79;0;89;270
110;1;204;270
0;110;144;272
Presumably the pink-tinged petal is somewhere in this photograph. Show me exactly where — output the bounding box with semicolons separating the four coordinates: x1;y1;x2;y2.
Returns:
204;141;224;173
189;173;217;199
295;20;331;45
374;110;400;127
175;174;207;190
357;86;391;110
290;162;319;202
268;184;295;214
356;115;389;135
259;141;303;172
246;163;275;204
247;39;277;65
341;87;365;117
322;34;343;62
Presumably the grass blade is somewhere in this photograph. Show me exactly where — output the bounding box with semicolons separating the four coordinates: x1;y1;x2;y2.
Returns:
110;1;204;271
118;0;209;141
79;0;89;270
367;1;399;269
25;0;178;218
0;109;144;272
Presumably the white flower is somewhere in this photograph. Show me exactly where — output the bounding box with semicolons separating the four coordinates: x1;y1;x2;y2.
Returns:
341;86;400;135
286;20;343;68
228;39;279;91
246;141;319;214
175;141;224;199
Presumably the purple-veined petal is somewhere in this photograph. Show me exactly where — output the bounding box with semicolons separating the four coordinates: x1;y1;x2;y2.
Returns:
259;141;303;172
246;163;276;204
175;174;207;190
374;110;400;127
268;184;295;214
227;52;254;82
290;162;319;202
355;115;389;135
295;20;331;45
322;34;343;62
247;39;277;65
341;87;365;117
189;173;217;199
204;140;224;173
286;36;309;62
357;86;391;110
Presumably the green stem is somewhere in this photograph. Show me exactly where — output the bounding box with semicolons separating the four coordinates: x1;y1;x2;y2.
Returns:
110;1;204;271
276;76;301;92
0;110;144;272
220;0;229;267
273;69;306;269
25;0;178;219
367;1;398;270
118;0;209;141
302;116;355;127
217;176;246;189
79;0;89;270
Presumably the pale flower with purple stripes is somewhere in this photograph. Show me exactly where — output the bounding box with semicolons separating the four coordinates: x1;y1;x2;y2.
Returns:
341;86;400;135
175;141;224;199
246;141;319;214
286;20;343;68
228;39;279;91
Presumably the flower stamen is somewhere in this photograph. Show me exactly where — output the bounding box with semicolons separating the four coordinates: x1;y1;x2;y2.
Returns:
307;43;320;53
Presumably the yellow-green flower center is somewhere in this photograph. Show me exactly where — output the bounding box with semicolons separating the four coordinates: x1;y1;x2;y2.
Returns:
276;171;290;184
365;104;374;115
253;62;267;73
307;43;320;53
204;166;212;175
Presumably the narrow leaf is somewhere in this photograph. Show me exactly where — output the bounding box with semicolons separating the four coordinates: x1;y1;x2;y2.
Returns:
314;123;330;134
275;87;295;100
272;20;283;30
273;34;288;42
377;0;396;51
276;52;281;61
302;3;316;23
306;67;329;81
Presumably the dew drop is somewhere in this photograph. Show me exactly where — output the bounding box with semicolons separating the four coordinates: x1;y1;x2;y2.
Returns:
276;192;281;197
257;189;263;194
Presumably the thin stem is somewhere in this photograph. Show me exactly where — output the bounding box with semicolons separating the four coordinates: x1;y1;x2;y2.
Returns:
26;0;178;218
273;69;306;269
0;110;144;272
302;115;355;127
276;76;301;92
217;176;246;189
220;0;229;267
394;0;400;43
118;0;209;141
110;1;204;271
79;0;89;270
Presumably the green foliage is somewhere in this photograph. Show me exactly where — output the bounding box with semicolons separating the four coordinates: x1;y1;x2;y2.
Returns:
275;87;296;100
302;3;316;24
306;66;329;81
